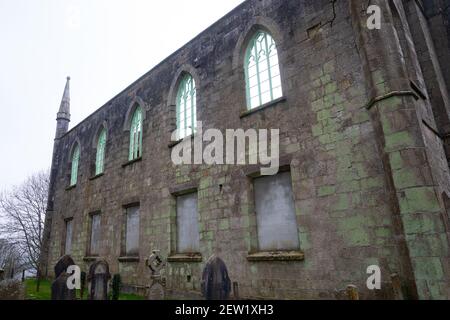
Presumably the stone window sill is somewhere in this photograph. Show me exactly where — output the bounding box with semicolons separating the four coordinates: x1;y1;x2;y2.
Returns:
118;256;140;263
65;184;76;191
247;250;304;262
240;96;286;118
167;253;202;263
83;256;98;262
168;134;194;149
122;157;142;168
89;173;104;181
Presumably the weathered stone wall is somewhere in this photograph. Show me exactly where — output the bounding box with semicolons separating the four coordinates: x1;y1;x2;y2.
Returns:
45;0;450;299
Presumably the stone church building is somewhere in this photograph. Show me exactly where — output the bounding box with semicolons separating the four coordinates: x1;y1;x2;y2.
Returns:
40;0;450;299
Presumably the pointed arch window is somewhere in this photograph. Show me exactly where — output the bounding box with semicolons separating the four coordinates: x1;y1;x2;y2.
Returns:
176;74;196;140
70;145;80;186
95;128;106;175
129;106;143;161
245;30;283;110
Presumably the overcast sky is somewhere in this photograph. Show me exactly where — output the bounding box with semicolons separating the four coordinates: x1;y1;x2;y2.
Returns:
0;0;246;191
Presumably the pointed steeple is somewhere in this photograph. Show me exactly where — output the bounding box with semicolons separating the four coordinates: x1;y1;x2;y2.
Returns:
57;76;71;121
55;77;71;139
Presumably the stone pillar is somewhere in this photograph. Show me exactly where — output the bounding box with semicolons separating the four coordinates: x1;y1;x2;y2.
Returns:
350;0;450;299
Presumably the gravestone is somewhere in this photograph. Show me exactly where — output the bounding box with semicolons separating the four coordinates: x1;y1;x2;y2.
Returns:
54;255;75;278
51;255;76;300
148;281;165;300
88;260;111;300
201;255;231;300
146;250;166;300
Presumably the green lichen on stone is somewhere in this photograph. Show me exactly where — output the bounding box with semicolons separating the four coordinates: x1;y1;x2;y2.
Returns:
337;215;373;246
199;176;212;190
299;232;311;250
375;227;391;238
311;124;323;137
346;228;370;246
406;233;449;257
317;109;332;121
398;187;441;214
360;176;384;190
352;110;370;124
338;180;360;193
310;67;324;80
311;99;325;111
323;61;335;74
320;74;332;84
402;214;444;235
240;215;250;228
323;121;339;134
250;265;258;274
318;185;336;197
319;134;331;145
384;131;415;151
389;151;403;170
334;194;349;211
412;257;445;281
380;95;403;112
325;82;337;95
353;162;370;179
372;70;384;85
218;218;229;230
392;168;421;189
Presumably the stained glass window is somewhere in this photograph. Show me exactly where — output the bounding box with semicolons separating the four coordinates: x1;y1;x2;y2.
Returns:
245;31;283;110
70;145;80;186
176;74;196;139
95;128;106;175
129;106;143;161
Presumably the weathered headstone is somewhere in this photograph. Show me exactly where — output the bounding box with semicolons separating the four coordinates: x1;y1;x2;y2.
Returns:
51;255;76;300
88;260;111;300
54;255;75;278
146;250;166;300
148;281;165;300
201;255;231;300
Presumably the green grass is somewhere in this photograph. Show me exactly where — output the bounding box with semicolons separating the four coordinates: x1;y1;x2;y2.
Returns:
26;279;52;300
25;278;145;300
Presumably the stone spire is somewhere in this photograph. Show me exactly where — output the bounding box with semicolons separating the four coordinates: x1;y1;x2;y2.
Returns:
55;77;71;139
57;76;71;121
39;76;73;278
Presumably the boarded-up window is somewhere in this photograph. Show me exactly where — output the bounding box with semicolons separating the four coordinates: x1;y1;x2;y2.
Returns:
253;171;299;251
64;219;73;255
125;206;139;256
90;214;101;256
176;193;200;253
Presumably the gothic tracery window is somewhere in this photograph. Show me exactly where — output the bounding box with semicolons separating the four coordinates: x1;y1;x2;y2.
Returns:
95;128;106;175
245;30;283;110
176;74;197;139
129;106;143;161
70;144;80;186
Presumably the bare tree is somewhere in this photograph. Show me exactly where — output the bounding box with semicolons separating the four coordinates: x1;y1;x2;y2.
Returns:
0;170;49;275
0;239;28;279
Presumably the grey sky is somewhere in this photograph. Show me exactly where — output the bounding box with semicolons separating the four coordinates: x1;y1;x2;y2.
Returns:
0;0;245;191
